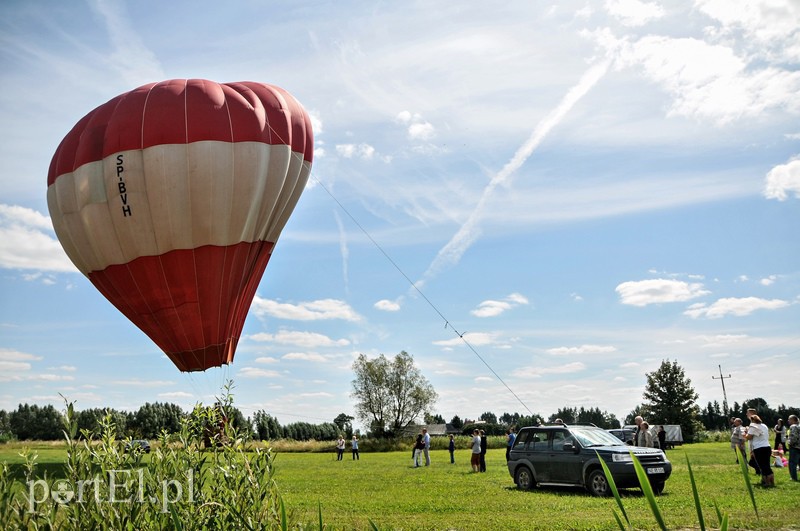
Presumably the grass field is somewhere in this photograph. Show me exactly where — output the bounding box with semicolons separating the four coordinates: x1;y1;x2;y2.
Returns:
2;441;797;530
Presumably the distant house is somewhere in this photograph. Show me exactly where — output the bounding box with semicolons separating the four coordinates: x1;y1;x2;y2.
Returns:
399;423;460;437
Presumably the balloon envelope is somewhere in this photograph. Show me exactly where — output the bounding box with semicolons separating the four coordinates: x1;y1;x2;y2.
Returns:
47;79;313;372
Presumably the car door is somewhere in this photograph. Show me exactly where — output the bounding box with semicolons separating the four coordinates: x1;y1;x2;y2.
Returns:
524;428;551;483
546;429;584;484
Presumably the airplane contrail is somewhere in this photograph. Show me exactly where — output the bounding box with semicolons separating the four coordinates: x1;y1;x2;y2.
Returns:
416;58;612;289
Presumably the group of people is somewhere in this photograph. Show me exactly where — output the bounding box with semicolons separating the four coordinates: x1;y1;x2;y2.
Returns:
633;416;667;449
730;409;800;487
412;427;432;467
335;435;359;460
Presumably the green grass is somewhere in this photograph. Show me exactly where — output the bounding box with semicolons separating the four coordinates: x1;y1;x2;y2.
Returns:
2;442;797;530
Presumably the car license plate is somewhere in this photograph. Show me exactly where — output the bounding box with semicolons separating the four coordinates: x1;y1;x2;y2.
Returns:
647;467;665;474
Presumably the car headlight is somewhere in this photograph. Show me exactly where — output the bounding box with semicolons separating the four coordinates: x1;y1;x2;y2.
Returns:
612;453;633;463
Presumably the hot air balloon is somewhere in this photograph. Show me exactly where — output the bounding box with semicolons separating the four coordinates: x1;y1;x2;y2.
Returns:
47;79;313;372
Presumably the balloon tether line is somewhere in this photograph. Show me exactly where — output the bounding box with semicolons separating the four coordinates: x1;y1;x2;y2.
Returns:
303;168;533;416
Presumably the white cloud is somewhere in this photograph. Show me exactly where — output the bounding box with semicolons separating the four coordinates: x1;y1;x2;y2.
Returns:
684;297;790;318
336;143;376;159
252;297;362;322
408;121;435;140
471;293;529;317
248;330;351;348
282;352;328;362
0;361;31;372
395;110;435;140
158;391;193;399
0;204;75;272
47;365;77;372
546;345;617;355
374;299;401;311
238;367;281;378
0;348;42;361
110;379;174;387
759;275;777;286
605;0;664;27
255;356;280;364
433;332;497;348
764;158;800;201
695;0;800;63
592;26;800;124
513;362;586;378
616;279;710;306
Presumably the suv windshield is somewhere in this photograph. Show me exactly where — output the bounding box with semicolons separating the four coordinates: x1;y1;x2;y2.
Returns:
570;427;625;447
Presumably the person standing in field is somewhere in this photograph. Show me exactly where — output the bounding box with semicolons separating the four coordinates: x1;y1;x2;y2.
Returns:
745;414;775;487
774;418;786;450
422;427;431;466
448;434;455;464
730;418;746;463
479;430;487;472
470;429;481;472
506;428;516;461
413;432;424;467
351;435;359;460
637;421;654;447
336;435;345;461
786;415;799;482
657;426;666;450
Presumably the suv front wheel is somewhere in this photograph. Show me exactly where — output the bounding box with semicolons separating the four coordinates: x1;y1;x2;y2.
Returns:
587;469;611;497
515;466;535;490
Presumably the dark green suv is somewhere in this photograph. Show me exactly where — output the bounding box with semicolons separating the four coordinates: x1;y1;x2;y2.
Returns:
507;425;671;496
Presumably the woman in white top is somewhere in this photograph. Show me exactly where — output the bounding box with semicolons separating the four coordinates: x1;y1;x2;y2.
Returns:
745;414;774;487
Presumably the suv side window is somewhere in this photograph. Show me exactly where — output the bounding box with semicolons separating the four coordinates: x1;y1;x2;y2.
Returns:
552;429;575;451
529;429;548;452
513;429;530;450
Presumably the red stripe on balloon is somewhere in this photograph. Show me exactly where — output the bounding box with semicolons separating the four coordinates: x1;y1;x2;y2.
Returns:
88;241;273;372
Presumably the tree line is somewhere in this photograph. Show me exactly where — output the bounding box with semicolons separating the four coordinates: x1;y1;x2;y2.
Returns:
0;402;339;443
2;358;796;443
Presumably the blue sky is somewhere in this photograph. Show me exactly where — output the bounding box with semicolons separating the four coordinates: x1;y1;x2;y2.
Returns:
1;0;799;430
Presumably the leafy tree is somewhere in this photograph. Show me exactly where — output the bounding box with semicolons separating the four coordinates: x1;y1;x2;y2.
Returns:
75;408;128;439
548;407;577;424
424;413;445;424
575;407;619;429
0;409;14;442
351;351;437;437
479;411;497;424
450;415;463;429
9;404;63;440
499;412;520;426
333;413;354;437
739;397;777;426
642;359;701;442
253;410;282;440
625;404;648;425
129;402;185;439
700;401;727;430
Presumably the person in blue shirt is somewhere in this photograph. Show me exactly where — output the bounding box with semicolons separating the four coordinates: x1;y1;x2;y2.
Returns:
506;428;516;461
351;435;359;460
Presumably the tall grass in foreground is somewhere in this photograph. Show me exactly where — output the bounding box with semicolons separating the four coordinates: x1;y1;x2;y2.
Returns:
601;447;762;531
0;390;302;530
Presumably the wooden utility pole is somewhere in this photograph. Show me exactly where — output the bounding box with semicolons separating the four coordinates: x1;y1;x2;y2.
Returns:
712;364;732;415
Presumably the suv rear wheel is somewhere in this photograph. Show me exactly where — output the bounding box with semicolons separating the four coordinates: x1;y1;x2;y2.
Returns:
587;469;611;497
515;466;535;490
